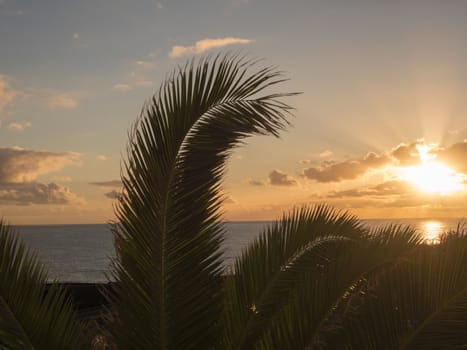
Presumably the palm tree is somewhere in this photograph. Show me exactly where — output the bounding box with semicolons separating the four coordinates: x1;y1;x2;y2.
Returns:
0;54;466;349
0;220;91;350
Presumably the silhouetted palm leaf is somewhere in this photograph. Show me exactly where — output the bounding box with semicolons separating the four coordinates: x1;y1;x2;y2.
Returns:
0;220;90;350
243;223;423;349
335;229;467;350
222;205;365;349
106;54;297;350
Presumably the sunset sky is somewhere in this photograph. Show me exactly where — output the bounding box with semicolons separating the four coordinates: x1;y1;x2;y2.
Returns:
1;0;466;224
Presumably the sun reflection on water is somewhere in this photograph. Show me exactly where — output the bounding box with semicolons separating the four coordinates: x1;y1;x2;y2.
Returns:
421;221;444;244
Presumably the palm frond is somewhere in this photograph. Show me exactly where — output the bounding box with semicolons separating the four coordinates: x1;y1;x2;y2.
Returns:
327;229;467;350
222;204;366;349
0;220;90;350
106;54;298;349
251;223;423;349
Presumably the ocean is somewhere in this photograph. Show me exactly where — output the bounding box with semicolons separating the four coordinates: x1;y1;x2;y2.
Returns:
13;218;464;283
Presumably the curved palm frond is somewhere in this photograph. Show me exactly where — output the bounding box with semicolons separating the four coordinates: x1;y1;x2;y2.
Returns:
222;204;366;349
251;224;423;349
106;54;298;350
0;220;90;350
334;228;467;350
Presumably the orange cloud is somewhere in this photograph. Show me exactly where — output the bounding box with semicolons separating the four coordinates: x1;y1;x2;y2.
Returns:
0;147;83;205
436;141;467;173
169;37;252;58
390;140;424;166
0;147;81;184
0;76;17;120
327;180;413;199
303;152;390;183
0;182;84;205
269;169;297;186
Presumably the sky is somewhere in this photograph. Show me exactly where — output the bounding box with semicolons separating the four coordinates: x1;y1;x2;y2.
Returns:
0;0;466;224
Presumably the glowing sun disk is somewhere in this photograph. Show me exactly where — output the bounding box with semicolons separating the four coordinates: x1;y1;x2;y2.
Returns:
401;161;464;195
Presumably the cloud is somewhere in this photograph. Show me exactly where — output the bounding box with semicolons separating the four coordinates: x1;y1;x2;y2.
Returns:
112;83;133;92
303;152;390;183
8;121;31;131
247;178;265;186
390;140;424;166
224;196;236;204
0;147;83;205
327;180;413;199
135;60;157;69
302;140;467;185
47;94;77;109
436;141;467;173
0;182;84;205
169;37;252;58
319;150;333;158
0;147;82;184
0;76;17;119
104;190;122;200
269;169;297;186
73;33;80;40
96;155;107;161
89;180;122;188
53;176;72;182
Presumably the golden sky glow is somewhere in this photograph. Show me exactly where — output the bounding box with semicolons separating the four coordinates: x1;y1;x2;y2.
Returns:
397;145;465;195
1;1;467;224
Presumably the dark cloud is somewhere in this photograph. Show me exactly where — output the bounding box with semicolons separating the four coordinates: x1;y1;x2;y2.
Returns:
0;182;84;205
269;169;297;186
104;190;122;200
89;180;123;188
303;152;390;183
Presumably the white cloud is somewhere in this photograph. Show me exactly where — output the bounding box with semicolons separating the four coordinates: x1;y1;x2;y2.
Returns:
0;76;17;120
135;60;157;69
47;94;77;109
169;37;253;58
134;79;153;88
112;83;133;92
8;121;31;131
319;150;333;158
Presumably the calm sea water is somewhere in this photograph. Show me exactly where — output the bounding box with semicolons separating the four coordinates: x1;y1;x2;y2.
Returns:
13;218;464;282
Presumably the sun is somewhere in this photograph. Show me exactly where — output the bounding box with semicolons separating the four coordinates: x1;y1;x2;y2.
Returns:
399;145;464;195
